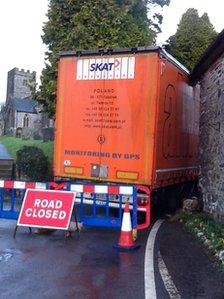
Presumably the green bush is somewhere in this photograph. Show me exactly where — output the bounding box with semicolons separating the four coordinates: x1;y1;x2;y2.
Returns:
16;146;49;181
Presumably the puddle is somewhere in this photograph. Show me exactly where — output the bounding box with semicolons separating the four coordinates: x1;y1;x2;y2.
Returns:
0;248;20;262
0;252;13;262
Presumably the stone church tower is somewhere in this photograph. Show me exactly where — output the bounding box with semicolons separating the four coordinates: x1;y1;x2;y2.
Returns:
6;68;36;103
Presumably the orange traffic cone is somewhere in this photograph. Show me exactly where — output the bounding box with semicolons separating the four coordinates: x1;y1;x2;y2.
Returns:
113;201;140;251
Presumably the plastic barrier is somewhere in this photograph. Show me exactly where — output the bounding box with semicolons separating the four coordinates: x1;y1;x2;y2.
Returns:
0;180;151;230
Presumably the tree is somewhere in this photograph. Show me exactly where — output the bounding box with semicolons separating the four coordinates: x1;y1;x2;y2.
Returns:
166;8;217;71
36;0;170;118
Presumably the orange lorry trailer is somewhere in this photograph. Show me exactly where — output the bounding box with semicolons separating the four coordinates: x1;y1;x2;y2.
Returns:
54;47;199;229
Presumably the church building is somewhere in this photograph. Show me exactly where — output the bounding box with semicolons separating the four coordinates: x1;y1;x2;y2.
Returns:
3;67;52;134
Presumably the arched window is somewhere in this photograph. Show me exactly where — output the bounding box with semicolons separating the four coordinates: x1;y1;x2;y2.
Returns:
23;114;29;127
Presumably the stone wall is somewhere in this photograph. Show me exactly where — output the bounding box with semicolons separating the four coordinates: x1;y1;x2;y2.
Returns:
199;52;224;222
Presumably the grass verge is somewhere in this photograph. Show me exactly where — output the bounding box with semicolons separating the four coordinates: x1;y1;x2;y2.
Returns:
174;211;224;267
0;136;54;164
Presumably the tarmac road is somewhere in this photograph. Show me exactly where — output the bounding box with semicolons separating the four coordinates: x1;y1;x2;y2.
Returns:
0;219;224;299
154;221;224;299
0;220;146;299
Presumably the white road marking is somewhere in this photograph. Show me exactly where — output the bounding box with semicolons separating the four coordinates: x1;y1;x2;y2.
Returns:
144;219;164;299
158;251;181;299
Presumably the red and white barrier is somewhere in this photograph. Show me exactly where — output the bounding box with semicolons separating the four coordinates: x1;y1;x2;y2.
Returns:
0;180;133;195
70;184;133;195
0;180;151;230
0;180;47;190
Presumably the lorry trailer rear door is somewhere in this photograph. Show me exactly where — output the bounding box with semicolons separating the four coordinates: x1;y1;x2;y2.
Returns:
55;51;158;186
94;53;157;185
55;57;104;177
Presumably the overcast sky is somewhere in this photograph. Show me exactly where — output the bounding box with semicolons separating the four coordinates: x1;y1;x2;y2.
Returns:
0;0;223;104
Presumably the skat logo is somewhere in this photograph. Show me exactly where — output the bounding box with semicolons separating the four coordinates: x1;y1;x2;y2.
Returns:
90;59;120;72
76;56;135;80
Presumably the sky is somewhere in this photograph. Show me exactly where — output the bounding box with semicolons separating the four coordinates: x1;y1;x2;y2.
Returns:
0;0;223;104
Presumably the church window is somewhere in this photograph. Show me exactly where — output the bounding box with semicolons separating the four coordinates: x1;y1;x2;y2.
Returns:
23;114;29;127
23;79;28;87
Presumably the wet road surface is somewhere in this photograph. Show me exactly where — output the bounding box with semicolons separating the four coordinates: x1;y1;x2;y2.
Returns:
0;220;147;299
0;219;224;298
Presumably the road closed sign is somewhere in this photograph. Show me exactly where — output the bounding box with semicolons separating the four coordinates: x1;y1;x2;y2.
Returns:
17;189;76;230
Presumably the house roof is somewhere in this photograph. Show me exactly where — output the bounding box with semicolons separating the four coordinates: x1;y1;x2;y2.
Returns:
190;29;224;84
11;98;39;113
